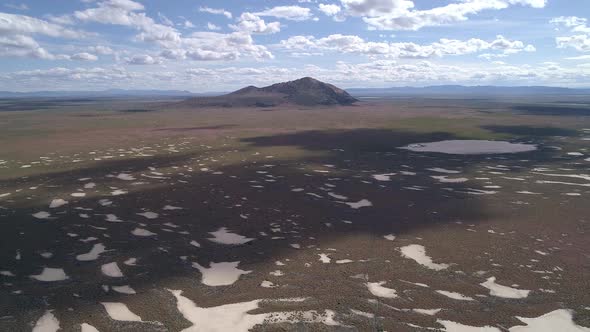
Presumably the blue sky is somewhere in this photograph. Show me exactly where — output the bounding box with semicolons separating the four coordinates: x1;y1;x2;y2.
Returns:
1;0;590;91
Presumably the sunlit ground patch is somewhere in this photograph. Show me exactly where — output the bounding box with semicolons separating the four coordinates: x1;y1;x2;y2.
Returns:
400;140;537;155
208;227;255;245
400;244;450;271
480;277;530;299
30;268;69;282
193;261;251;286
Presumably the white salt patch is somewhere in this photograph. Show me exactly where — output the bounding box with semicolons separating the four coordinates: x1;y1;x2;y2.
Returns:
342;199;372;209
436;290;475;301
84;183;96;189
509;309;589;331
270;270;284;276
350;309;375;318
101;302;142;321
367;281;397;298
193;261;251;286
40;252;53;258
131;228;156;237
71;193;86;197
0;271;15;277
536;180;590;187
30;268;68;282
190;240;201;248
261;280;276;288
76;243;106;261
169;291;266;330
413;308;441;316
105;214;122;222
463;188;498;195
438;319;500;331
169;290;340;331
383;234;396;241
111;189;127;196
432;175;469;183
480;277;530;299
400;140;537;155
33;311;60;332
124;258;137;266
373;173;396;181
98;199;112;206
503;176;525;181
163;205;183;210
533;172;590;182
116;173;135;181
101;262;124;278
400;244;449;271
208;227;254;245
136;212;158;219
32;211;52;219
80;323;99;332
112;285;136;294
318;254;331;263
49;199;68;208
428;168;461;174
328;192;348;200
80;237;98;243
336;259;353;264
290;244;301;249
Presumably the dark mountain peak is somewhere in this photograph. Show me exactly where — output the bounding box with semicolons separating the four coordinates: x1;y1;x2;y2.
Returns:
265;77;333;92
293;77;321;84
176;77;357;108
260;77;357;106
229;85;260;95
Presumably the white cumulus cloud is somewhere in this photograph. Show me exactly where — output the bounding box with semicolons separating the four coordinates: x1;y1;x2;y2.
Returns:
318;4;342;16
337;0;546;30
71;52;98;61
254;6;312;21
230;13;281;34
279;33;535;59
551;16;590;52
198;6;232;19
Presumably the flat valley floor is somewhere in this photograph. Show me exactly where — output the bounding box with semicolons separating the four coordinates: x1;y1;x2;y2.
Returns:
0;96;589;331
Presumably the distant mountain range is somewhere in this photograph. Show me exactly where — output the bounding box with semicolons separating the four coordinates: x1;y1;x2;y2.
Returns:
0;89;209;98
2;85;590;99
174;77;358;108
347;85;590;96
